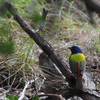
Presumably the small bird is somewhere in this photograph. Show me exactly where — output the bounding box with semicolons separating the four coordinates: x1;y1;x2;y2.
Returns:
69;46;86;80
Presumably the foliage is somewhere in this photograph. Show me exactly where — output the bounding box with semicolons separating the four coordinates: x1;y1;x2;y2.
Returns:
0;17;15;55
94;36;100;53
0;0;5;4
32;96;40;100
0;41;15;54
6;95;19;100
5;0;32;17
27;0;46;27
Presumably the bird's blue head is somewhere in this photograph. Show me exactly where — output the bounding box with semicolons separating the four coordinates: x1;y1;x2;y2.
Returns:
69;45;82;54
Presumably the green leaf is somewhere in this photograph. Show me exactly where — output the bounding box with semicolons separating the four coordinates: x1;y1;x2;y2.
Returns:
6;95;18;100
32;96;40;100
0;17;10;37
95;44;100;53
0;41;15;55
5;11;12;18
0;0;5;4
32;13;42;23
28;0;45;24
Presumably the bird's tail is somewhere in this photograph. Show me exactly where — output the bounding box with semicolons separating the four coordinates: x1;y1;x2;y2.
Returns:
77;63;83;80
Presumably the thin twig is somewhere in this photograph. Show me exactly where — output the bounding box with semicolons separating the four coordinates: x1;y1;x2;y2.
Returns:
18;79;36;100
